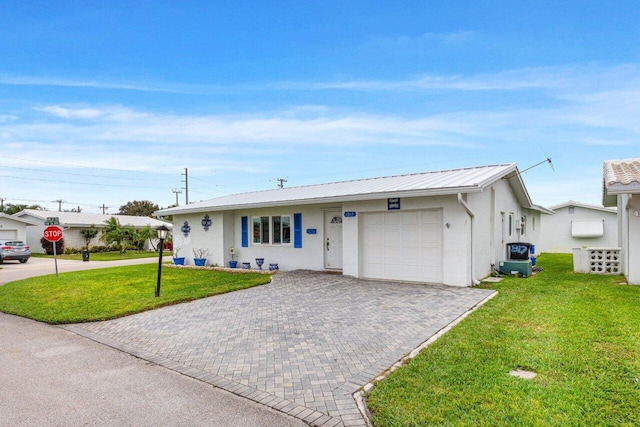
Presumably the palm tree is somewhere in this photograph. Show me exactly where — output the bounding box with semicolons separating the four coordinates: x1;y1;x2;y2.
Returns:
100;217;135;254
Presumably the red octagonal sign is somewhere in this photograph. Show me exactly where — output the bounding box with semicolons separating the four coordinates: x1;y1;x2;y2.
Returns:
44;225;63;242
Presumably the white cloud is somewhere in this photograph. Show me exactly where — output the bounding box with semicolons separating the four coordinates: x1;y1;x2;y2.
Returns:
0;74;188;93
37;106;103;119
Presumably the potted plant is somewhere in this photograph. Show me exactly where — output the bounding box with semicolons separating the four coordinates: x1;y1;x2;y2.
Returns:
193;248;209;266
172;246;185;265
229;247;238;268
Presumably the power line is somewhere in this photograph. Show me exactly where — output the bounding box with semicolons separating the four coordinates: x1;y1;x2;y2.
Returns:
0;154;157;174
0;174;168;189
0;163;137;181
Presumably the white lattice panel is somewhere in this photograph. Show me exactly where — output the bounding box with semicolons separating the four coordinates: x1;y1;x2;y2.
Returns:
588;249;620;274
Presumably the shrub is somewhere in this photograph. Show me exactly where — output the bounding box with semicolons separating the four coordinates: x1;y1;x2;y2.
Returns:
40;237;64;255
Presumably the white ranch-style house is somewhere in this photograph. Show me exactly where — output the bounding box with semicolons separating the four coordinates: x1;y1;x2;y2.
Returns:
156;163;550;287
540;201;618;253
14;210;172;253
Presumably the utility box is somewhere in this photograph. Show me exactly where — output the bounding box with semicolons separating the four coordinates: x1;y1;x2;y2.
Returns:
499;260;532;277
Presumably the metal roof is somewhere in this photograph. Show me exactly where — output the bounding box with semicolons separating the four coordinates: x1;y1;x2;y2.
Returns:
548;200;616;214
603;158;640;207
15;210;172;229
157;163;533;216
0;213;40;226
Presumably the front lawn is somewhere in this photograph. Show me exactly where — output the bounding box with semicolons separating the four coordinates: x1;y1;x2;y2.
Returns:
0;264;271;324
367;253;640;426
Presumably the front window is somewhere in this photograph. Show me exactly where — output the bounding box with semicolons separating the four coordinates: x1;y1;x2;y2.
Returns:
253;216;269;244
253;215;291;245
508;213;514;237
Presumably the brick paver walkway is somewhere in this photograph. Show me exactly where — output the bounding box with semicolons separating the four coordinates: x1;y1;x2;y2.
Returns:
64;271;495;426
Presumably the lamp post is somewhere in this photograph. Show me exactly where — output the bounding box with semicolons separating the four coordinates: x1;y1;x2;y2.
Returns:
155;225;169;297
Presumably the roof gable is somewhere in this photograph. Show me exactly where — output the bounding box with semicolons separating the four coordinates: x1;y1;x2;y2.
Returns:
157;163;534;215
549;200;616;214
0;213;39;226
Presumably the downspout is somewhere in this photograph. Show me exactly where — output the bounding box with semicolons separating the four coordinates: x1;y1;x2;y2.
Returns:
624;195;633;279
458;193;480;285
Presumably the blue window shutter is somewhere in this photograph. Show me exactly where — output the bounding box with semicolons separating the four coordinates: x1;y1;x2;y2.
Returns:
241;216;248;247
293;213;302;248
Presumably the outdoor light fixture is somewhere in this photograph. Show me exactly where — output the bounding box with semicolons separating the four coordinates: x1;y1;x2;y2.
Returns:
155;225;170;297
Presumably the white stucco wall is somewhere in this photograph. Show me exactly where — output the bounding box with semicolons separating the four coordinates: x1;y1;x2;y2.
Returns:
172;205;330;269
26;222;107;253
540;205;618;253
0;218;29;241
619;194;640;284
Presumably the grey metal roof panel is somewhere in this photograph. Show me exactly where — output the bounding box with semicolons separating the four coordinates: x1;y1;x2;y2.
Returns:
157;163;522;215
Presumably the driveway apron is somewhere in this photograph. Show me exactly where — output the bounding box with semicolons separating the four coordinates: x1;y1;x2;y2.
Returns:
64;271;495;426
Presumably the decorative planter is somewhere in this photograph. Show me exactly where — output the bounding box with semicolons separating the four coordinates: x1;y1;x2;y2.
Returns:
229;260;238;268
173;257;185;265
255;258;264;270
269;263;279;271
242;262;251;269
194;258;207;267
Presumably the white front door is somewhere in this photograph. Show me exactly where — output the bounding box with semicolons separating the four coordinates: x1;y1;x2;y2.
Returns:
324;211;343;269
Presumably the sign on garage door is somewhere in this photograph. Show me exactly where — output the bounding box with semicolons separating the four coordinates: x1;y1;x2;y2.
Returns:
361;209;443;283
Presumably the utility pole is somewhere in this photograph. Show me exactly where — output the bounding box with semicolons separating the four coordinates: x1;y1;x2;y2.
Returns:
181;167;189;204
100;204;109;214
277;178;287;189
172;188;182;206
53;199;65;212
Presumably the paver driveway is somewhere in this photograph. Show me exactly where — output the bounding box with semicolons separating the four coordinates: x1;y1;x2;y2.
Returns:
65;271;495;426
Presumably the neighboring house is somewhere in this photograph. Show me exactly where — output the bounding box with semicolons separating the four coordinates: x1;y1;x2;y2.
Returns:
540;201;618;253
155;163;550;287
0;213;39;241
603;158;640;285
13;210;172;254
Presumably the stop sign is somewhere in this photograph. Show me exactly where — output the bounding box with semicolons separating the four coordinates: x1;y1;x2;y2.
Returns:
43;225;63;242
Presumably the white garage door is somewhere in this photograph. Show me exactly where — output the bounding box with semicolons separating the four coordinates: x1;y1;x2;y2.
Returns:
0;229;18;239
361;209;443;283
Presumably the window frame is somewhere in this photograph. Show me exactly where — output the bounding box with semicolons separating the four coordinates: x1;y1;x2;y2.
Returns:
251;214;292;246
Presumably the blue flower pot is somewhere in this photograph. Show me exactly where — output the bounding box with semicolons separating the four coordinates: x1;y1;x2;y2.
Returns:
229;260;238;268
173;257;185;265
194;258;207;266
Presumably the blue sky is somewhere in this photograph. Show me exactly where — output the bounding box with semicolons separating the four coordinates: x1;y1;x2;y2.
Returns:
1;1;639;213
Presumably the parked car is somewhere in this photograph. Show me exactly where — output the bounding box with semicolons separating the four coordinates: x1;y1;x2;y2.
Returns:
0;240;31;264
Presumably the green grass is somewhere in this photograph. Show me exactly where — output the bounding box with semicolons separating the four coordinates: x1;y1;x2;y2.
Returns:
0;264;271;324
367;253;640;426
32;251;162;261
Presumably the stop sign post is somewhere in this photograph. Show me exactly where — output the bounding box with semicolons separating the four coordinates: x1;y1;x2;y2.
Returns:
43;225;63;276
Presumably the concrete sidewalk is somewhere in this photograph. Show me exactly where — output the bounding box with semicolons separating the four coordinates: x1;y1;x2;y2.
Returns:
0;312;307;427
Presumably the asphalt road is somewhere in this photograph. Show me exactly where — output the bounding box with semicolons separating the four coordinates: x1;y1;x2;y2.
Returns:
0;256;158;286
0;257;306;427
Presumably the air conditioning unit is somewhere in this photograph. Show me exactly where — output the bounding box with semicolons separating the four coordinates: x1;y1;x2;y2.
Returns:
499;260;532;277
